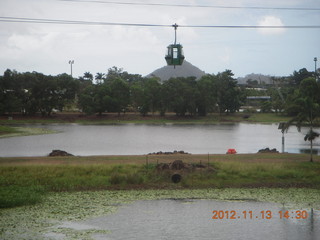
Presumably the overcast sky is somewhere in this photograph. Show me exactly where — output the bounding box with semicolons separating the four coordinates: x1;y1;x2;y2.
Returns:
0;0;319;78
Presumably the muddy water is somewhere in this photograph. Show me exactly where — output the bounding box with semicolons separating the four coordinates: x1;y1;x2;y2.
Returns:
51;199;320;240
0;123;318;157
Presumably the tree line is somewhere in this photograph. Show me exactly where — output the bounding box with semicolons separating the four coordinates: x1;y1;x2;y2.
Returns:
0;67;318;118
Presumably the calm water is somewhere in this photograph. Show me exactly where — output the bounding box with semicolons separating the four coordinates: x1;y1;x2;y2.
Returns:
50;199;320;240
0;123;318;157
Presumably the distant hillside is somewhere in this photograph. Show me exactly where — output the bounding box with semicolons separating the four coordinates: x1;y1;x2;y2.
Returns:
237;73;273;85
146;60;206;82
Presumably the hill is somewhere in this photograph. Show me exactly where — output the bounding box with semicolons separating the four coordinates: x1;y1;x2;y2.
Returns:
146;60;206;82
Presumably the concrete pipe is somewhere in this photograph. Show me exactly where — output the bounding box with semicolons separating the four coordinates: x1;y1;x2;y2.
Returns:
171;173;182;183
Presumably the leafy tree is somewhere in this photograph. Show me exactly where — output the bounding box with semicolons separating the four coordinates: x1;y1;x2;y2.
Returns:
290;68;313;86
267;87;285;113
144;78;161;114
162;77;198;116
108;78;130;115
104;66;143;85
105;66;124;83
246;79;259;87
216;70;241;114
55;73;79;111
93;84;112;116
78;85;96;115
0;70;80;116
260;101;272;113
0;69;23;114
197;74;218;116
131;77;161;116
131;80;148;115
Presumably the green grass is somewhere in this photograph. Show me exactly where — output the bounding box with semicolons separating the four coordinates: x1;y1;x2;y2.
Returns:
70;113;292;125
180;161;320;188
246;113;291;123
0;125;57;138
0;125;20;135
0;185;45;208
1;159;320;208
0;112;292;125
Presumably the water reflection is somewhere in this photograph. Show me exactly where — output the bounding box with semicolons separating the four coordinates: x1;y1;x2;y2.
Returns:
52;200;320;240
0;123;319;157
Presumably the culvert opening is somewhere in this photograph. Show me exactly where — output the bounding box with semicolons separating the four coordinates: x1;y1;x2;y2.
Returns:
171;173;182;183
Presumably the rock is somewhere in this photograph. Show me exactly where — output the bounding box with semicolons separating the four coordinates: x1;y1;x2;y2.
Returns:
148;150;189;155
258;148;279;153
49;150;73;157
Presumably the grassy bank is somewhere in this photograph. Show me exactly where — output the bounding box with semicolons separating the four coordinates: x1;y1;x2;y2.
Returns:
0;125;57;138
0;125;20;136
0;112;292;125
1;153;320;208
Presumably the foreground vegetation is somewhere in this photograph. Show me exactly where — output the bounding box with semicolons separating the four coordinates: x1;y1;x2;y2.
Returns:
1;153;320;208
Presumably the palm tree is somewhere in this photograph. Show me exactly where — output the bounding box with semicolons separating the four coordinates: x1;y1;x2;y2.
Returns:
95;72;105;84
286;77;320;162
304;129;319;162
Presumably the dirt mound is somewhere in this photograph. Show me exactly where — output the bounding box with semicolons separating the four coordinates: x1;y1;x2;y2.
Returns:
148;150;189;155
156;160;214;172
49;150;74;157
258;148;279;153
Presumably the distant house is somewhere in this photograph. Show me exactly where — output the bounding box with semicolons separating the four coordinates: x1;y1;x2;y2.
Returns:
245;96;271;109
237;73;273;85
246;96;271;100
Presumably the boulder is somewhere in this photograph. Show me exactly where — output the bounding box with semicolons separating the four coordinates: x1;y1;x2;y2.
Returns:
49;150;73;157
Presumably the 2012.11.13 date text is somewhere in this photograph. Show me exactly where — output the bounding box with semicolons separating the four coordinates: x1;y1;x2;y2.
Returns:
212;210;308;220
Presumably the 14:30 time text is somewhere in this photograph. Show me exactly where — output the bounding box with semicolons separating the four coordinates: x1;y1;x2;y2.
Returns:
212;210;308;220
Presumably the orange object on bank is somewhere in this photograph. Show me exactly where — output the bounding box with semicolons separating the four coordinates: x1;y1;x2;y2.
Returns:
227;149;237;154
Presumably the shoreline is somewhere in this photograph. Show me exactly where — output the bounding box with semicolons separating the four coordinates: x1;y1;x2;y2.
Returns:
0;112;292;125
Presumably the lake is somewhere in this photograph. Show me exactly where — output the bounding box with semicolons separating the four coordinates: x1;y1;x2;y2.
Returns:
0;123;318;157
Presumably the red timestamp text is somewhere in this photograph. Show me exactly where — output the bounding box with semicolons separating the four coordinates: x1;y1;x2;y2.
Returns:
212;210;308;220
